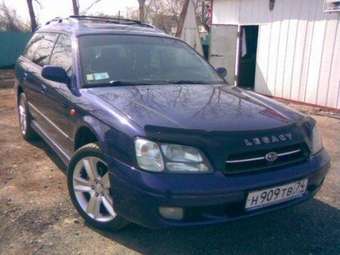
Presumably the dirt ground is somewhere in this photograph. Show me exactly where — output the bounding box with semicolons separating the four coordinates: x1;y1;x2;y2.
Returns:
0;70;15;89
0;86;339;255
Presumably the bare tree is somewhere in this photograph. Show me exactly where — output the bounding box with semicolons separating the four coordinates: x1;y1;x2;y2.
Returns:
126;7;139;20
0;3;29;32
82;0;103;14
138;0;146;22
141;0;209;35
70;0;208;34
26;0;38;32
144;0;184;34
195;0;212;32
175;0;188;37
72;0;80;15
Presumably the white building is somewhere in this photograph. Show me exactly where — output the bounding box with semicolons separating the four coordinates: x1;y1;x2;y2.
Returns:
210;0;340;110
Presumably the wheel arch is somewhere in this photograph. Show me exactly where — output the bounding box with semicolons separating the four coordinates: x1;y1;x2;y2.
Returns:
73;114;137;167
74;125;100;151
16;85;24;105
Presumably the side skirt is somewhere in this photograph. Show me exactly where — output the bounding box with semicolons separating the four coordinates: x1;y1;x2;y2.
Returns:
31;120;71;166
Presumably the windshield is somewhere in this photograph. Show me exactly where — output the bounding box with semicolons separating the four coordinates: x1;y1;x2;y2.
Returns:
79;35;223;87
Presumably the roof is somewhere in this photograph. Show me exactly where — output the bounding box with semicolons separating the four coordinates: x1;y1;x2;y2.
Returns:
37;16;170;38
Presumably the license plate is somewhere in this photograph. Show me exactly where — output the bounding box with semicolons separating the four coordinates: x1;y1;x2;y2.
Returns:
245;179;308;210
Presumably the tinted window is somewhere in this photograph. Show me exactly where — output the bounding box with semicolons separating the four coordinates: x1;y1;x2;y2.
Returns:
50;34;73;76
79;35;223;87
35;33;58;66
24;33;57;66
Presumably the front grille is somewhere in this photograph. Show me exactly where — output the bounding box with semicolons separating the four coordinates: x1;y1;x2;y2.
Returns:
224;144;309;175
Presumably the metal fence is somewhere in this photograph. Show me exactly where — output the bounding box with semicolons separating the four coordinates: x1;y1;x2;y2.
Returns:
0;32;31;68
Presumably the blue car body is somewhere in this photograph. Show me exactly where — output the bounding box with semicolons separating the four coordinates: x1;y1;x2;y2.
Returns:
15;17;330;228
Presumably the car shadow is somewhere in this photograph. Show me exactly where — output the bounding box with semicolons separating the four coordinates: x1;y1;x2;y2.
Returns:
28;137;68;174
92;199;340;255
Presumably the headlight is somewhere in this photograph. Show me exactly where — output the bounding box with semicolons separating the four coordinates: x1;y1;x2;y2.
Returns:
312;125;323;154
161;144;210;173
135;138;164;172
135;138;211;173
161;144;203;162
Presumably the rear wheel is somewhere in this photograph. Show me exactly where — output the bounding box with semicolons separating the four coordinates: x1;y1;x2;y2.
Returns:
18;93;37;141
67;143;129;230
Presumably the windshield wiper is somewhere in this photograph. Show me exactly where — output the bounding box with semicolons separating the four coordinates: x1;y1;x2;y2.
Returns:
169;80;218;85
84;80;222;88
109;80;155;86
84;80;154;88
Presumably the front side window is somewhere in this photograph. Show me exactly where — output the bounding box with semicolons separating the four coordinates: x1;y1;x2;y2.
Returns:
79;35;223;87
50;34;73;76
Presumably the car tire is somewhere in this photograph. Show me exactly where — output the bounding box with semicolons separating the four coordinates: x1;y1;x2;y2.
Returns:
67;143;129;231
18;92;38;141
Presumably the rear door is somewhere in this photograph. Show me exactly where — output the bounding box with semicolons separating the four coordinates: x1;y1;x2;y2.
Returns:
20;33;58;127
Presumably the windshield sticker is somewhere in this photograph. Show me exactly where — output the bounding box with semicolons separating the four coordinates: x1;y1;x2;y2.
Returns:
94;72;110;80
86;74;94;81
86;72;110;82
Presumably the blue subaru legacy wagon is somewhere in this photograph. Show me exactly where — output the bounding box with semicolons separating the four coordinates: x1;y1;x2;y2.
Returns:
15;16;330;230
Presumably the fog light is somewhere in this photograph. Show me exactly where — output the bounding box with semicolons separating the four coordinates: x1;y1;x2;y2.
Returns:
159;207;184;220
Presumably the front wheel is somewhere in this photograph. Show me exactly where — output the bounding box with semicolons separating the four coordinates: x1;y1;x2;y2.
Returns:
67;143;129;230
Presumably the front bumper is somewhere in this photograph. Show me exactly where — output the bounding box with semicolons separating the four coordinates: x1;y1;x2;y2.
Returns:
108;149;330;229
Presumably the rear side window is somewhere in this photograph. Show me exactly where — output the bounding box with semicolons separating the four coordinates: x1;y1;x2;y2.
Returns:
50;34;73;76
24;33;58;66
24;33;43;61
34;33;58;66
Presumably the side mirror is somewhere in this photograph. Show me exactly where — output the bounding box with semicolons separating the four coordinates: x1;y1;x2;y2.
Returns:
42;65;70;84
216;67;227;79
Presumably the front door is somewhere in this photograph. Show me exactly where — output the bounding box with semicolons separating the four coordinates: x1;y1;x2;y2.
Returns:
42;33;75;157
21;33;58;129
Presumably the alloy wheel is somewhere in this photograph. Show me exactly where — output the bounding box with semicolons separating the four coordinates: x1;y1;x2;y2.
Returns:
73;156;116;222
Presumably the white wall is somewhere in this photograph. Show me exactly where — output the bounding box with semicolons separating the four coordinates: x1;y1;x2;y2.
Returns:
212;0;340;109
209;25;238;84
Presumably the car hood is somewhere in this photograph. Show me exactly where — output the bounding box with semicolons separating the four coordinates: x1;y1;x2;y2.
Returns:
87;84;305;132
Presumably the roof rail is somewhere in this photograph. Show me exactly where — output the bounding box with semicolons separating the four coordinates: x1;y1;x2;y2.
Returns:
69;15;153;28
45;17;64;25
43;15;159;31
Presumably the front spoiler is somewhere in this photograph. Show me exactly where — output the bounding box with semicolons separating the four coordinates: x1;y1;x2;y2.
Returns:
108;149;330;229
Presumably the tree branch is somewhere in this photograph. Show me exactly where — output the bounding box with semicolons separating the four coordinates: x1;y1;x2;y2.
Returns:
83;0;103;14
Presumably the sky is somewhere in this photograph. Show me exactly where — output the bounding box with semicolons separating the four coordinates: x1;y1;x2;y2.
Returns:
3;0;139;24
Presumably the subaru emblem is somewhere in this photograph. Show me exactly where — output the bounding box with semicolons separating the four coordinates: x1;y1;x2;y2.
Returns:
265;152;278;162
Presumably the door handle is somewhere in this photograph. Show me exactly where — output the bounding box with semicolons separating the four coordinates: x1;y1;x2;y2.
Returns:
62;102;69;109
211;54;224;57
41;84;48;93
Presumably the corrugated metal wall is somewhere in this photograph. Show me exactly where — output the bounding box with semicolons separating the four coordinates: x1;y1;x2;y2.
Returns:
0;32;31;68
212;0;340;109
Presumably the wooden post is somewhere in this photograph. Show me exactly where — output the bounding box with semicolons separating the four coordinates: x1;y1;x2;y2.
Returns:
26;0;37;32
176;0;189;37
72;0;80;15
138;0;145;22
